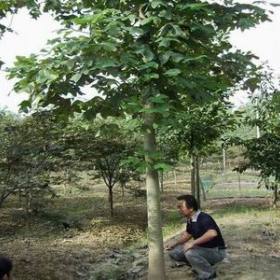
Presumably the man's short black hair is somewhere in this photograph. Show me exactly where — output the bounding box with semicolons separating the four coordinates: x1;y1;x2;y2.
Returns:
0;256;12;279
177;194;198;211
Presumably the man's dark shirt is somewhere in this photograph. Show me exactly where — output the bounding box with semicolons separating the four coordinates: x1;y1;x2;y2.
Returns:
186;211;226;249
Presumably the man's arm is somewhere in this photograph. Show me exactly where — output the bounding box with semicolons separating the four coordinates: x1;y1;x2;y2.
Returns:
183;229;217;251
165;231;192;250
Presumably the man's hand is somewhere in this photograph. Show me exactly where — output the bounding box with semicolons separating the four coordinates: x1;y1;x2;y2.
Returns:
183;241;194;252
165;231;192;251
165;242;176;251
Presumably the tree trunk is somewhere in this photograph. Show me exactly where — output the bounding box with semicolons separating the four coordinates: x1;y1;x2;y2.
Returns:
0;190;12;208
201;177;207;201
222;147;226;175
0;194;6;208
195;155;201;209
63;169;67;195
191;154;196;196
256;98;260;138
121;182;125;206
108;186;113;216
173;169;177;188
191;154;201;207
144;106;166;280
18;188;22;203
273;185;278;206
238;172;241;193
160;170;164;193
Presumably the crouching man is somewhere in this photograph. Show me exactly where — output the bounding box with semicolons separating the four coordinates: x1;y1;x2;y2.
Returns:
166;195;226;280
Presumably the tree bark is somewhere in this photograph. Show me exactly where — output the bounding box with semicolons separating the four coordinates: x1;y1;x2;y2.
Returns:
195;155;201;209
108;186;113;217
273;185;278;206
160;170;164;193
121;182;125;206
222;147;226;175
191;154;201;207
144;105;166;280
173;169;177;188
238;172;241;193
201;177;207;201
191;154;196;196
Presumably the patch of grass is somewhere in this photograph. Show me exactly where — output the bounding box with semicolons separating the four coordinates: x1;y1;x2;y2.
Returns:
209;204;280;236
162;210;185;238
211;204;267;218
207;188;270;199
125;210;185;250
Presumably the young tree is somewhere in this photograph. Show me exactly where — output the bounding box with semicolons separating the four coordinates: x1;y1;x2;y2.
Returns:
8;1;269;278
0;110;19;205
235;70;280;205
157;130;180;193
0;111;61;212
61;118;141;216
162;101;236;206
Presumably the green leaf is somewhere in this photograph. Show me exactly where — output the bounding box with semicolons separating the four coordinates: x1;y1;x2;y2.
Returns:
19;100;32;113
172;53;185;63
157;37;181;48
160;52;172;65
95;58;119;69
99;42;118;52
151;1;167;9
179;3;208;11
142;73;159;81
183;55;208;63
135;46;155;63
70;73;82;83
138;62;159;70
36;69;59;84
148;94;168;104
154;163;172;171
164;68;181;77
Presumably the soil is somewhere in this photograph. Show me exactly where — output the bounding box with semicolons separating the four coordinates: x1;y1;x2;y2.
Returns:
0;188;279;280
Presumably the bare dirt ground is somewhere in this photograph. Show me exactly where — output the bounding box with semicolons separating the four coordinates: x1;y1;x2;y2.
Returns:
0;183;279;280
0;193;147;280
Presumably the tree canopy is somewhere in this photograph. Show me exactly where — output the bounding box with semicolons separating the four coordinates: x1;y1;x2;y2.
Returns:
3;1;272;279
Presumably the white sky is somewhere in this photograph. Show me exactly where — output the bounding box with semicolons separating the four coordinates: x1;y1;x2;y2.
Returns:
0;10;61;112
0;5;280;113
230;4;280;106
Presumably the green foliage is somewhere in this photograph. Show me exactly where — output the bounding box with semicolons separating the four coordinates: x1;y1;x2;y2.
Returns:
161;101;236;159
224;106;256;142
8;0;270;121
234;69;280;204
5;0;272;178
60;117;144;215
239;134;280;180
0;111;62;212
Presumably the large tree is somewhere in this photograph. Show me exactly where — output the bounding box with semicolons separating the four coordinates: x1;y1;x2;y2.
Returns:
7;1;270;278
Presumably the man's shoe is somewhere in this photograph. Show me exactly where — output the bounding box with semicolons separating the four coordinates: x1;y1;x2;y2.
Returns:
170;261;187;268
209;272;217;279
